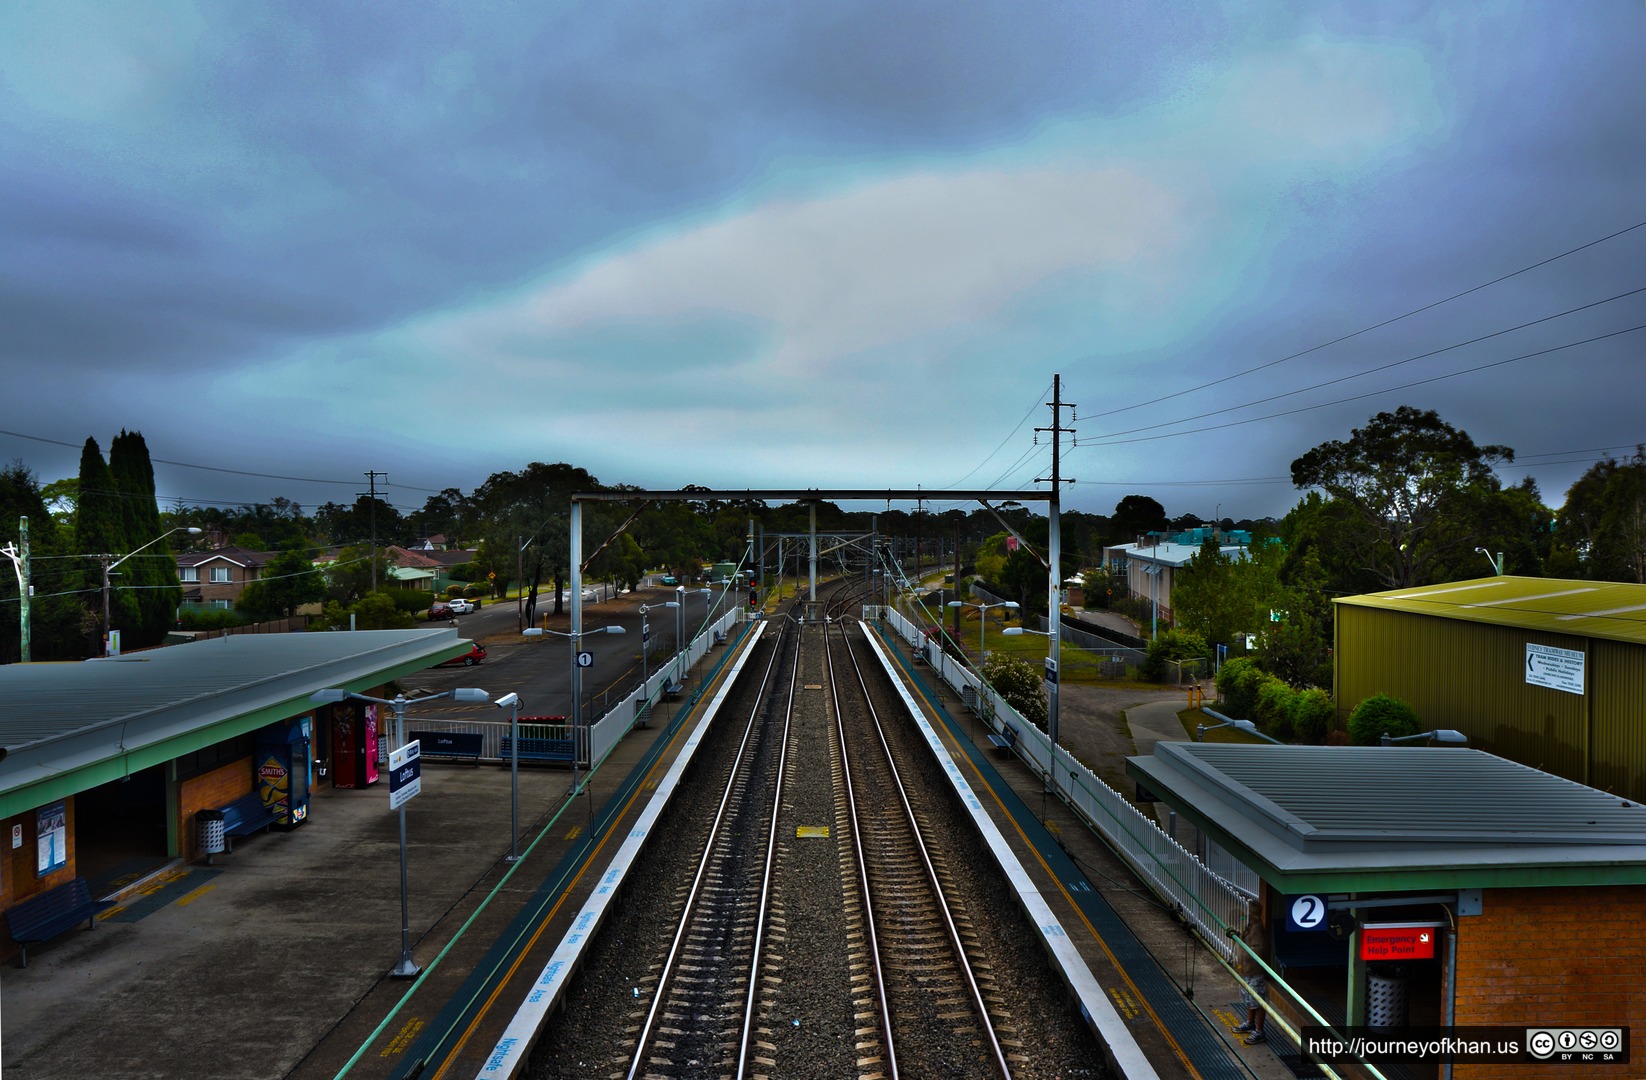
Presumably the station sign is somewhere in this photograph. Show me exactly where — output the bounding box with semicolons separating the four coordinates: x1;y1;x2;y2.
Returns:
1287;894;1328;932
389;740;422;811
576;650;594;668
1359;922;1441;961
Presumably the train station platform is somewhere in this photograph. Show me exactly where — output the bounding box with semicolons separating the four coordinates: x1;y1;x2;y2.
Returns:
0;627;755;1080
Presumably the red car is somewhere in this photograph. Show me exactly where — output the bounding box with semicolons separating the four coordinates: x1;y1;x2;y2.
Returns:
436;644;486;667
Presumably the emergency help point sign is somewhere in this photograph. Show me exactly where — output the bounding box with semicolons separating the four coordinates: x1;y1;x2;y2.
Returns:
1359;923;1440;961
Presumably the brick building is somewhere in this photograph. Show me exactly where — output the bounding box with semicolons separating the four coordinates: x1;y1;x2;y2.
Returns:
1128;742;1645;1077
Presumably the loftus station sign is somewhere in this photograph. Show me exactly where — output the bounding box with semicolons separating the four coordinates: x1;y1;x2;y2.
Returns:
1360;922;1442;961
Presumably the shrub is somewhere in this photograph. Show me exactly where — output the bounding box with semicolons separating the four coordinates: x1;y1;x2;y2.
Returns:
176;607;252;631
981;654;1048;729
1292;687;1336;744
1215;657;1265;718
1138;628;1210;683
1346;693;1421;746
1255;678;1298;740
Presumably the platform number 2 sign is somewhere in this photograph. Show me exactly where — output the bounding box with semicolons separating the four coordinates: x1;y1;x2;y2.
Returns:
1288;894;1327;932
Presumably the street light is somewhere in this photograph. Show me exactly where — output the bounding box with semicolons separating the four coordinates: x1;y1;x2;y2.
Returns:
99;526;202;655
310;685;490;978
673;587;712;687
523;623;626;777
494;692;524;862
1381;729;1468;746
1474;548;1505;576
639;601;679;704
947;599;1018;663
1195;715;1284;744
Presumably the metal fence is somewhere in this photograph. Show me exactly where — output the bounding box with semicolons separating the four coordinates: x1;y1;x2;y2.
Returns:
882;607;1250;960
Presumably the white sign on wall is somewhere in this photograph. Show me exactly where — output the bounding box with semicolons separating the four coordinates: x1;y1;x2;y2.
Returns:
1526;642;1585;696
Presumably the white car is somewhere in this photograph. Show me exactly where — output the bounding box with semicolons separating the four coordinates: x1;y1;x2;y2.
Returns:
447;598;476;615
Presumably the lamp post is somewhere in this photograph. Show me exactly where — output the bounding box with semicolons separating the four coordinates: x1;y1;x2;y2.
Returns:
1195;714;1284;744
494;692;523;862
1474;548;1505;576
523;623;626;796
673;586;711;687
1381;729;1468;746
98;526;202;655
1;517;29;663
310;685;490;978
640;601;679;702
946;599;1018;664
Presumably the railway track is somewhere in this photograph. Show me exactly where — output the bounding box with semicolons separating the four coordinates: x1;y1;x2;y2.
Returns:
531;578;1106;1079
827;611;1016;1079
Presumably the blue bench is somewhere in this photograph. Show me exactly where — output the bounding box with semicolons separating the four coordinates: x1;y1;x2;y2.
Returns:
987;724;1019;756
219;792;280;850
499;735;575;765
410;730;483;764
663;681;684;701
5;877;115;967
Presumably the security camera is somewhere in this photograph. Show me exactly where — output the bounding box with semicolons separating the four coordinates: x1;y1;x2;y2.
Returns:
494;692;520;709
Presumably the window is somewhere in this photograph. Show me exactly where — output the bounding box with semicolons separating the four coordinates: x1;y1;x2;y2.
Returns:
180;567;199;582
210;599;232;610
210;567;231;583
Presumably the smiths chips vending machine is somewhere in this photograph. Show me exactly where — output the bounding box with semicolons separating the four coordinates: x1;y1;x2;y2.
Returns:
255;718;311;828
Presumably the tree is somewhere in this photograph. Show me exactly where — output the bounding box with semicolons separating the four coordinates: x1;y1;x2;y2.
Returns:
982;654;1047;729
1347;693;1421;746
1290;406;1515;589
109;430;184;647
0;462;85;662
324;545;398;604
1110;495;1167;544
1554;448;1646;582
236;547;327;619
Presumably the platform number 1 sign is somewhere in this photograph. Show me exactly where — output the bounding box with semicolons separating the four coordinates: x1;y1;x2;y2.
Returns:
1288;894;1327;932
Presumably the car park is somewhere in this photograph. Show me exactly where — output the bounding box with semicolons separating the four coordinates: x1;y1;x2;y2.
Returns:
436;644;486;667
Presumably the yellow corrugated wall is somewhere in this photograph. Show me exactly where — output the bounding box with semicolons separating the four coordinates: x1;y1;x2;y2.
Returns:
1591;639;1646;799
1333;605;1629;793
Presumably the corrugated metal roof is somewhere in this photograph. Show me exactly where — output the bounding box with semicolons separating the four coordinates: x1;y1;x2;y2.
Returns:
0;630;473;809
1127;742;1646;890
1336;575;1646;646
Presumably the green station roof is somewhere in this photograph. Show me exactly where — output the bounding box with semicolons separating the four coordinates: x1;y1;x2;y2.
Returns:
1335;575;1646;646
0;629;474;818
1127;742;1646;893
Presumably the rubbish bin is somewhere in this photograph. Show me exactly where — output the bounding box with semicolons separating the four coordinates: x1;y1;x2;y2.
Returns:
1366;965;1410;1028
197;808;225;864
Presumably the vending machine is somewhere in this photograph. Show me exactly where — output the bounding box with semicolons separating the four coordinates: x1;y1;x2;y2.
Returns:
330;701;379;789
255;718;311;828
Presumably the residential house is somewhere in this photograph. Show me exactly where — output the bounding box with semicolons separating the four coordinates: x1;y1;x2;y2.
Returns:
1102;528;1252;629
177;546;271;611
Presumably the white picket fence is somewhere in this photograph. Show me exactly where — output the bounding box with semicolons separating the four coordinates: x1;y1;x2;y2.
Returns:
881;606;1250;961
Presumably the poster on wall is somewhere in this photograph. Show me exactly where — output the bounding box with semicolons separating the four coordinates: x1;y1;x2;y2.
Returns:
37;801;67;876
1526;642;1584;696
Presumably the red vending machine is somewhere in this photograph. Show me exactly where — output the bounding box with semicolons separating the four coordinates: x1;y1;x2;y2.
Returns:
330;701;379;789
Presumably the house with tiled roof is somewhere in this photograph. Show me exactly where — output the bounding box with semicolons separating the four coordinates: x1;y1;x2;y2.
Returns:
177;546;271;610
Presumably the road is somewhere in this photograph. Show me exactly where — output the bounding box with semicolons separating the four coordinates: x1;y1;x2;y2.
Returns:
402;583;737;721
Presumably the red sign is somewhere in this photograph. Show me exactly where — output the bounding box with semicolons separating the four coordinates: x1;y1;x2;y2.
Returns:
1359;924;1439;961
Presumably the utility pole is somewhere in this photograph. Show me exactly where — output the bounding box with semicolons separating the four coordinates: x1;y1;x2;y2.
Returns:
361;471;387;592
1035;374;1076;781
3;517;29;663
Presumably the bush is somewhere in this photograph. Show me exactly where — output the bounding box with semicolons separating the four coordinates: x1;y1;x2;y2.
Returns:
1215;657;1265;718
981;654;1048;729
176;607;252;631
1346;693;1421;746
1138;628;1210;683
1255;678;1298;740
1292;687;1336;744
384;589;438;614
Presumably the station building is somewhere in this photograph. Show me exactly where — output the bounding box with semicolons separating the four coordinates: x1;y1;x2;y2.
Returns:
1128;742;1646;1078
1334;576;1646;802
0;629;471;965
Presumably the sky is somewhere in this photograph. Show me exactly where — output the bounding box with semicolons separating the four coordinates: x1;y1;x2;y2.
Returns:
3;1;1644;527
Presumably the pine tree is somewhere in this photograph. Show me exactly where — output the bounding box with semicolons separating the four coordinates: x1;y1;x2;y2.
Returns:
75;438;131;653
109;431;181;646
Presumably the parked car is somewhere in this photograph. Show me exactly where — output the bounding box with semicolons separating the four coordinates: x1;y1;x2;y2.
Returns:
428;603;455;621
661;575;678;586
447;598;476;615
436;644;486;667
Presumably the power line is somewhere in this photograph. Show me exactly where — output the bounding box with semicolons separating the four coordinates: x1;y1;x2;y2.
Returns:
1092;286;1646;443
1092;322;1646;447
1087;218;1646;421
